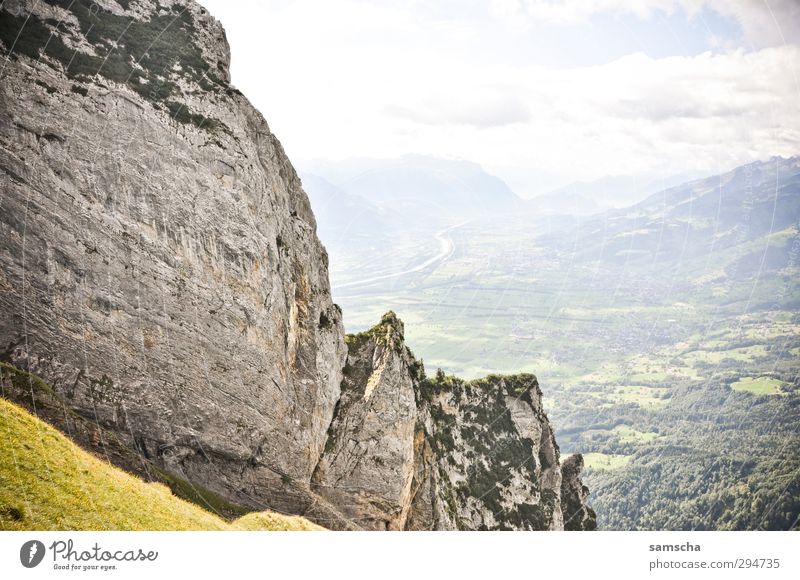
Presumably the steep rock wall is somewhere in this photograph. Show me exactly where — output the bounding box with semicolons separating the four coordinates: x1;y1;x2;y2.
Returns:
311;315;418;529
0;0;347;521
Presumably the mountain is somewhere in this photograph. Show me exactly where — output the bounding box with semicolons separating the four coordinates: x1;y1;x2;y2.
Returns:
303;155;522;221
532;172;703;215
540;156;800;268
299;171;395;254
300;157;525;289
0;0;593;530
525;189;602;216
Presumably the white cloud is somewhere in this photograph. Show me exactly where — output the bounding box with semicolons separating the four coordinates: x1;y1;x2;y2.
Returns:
385;92;532;128
200;0;800;195
490;0;686;24
488;0;800;46
693;0;800;47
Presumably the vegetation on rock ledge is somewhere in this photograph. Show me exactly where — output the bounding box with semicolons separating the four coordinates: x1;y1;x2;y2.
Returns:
0;1;227;132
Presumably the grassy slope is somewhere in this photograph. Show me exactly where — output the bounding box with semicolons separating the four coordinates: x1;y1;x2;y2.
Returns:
0;362;251;521
0;398;322;531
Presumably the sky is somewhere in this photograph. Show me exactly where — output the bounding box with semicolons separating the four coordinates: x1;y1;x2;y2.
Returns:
199;0;800;197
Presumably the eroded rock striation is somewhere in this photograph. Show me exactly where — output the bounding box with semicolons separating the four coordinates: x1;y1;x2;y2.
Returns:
0;0;594;530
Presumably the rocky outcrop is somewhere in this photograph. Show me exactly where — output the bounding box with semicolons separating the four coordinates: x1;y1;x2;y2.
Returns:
412;372;566;531
313;312;596;530
560;454;598;531
311;313;418;529
0;0;594;530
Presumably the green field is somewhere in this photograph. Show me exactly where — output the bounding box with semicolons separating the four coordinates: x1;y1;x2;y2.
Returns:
582;453;633;471
607;386;671;408
730;377;787;396
613;425;660;444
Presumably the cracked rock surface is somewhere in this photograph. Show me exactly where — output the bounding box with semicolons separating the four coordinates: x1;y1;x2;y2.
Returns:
0;0;347;521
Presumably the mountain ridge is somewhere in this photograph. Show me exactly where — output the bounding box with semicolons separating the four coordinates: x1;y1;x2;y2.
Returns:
302;154;522;220
537;155;800;266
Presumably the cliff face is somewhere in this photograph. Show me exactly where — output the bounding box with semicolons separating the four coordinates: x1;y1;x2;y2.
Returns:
311;313;420;529
0;0;594;530
312;313;594;530
0;0;347;520
560;454;598;531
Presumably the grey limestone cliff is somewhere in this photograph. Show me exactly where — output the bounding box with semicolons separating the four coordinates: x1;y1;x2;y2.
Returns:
0;0;594;530
313;312;595;530
0;0;349;525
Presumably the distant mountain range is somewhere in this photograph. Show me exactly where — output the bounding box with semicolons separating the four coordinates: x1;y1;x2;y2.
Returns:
344;155;520;214
302;155;713;224
301;155;521;223
539;156;800;271
298;171;388;246
529;172;704;215
303;156;800;283
305;154;800;303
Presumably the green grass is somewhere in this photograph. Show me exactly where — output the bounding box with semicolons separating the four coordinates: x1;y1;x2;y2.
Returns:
730;377;787;396
0;398;323;530
610;386;670;408
234;512;323;531
681;345;768;365
582;453;632;471
613;425;660;444
575;385;670;409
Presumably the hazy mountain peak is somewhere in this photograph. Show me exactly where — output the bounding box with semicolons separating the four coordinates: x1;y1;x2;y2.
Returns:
301;154;521;220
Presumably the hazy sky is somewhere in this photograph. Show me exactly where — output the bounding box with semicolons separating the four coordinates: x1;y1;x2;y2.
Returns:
199;0;800;196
